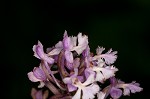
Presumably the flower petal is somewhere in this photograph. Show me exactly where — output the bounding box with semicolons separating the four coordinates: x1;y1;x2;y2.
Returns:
33;41;45;59
48;48;62;56
97;92;106;99
63;31;73;50
96;46;105;55
82;84;100;99
82;46;90;57
65;50;73;63
123;82;143;95
77;33;88;47
73;58;80;68
83;73;95;86
38;81;45;88
72;33;88;55
72;88;82;99
101;66;118;80
33;67;46;81
33;41;54;64
67;84;77;92
100;49;117;65
71;36;77;47
110;87;122;99
123;87;130;96
43;56;54;64
55;41;63;48
27;72;41;82
63;77;72;84
95;72;105;83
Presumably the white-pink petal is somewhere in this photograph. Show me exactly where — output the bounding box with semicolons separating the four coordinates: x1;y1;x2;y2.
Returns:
97;92;106;99
55;41;63;48
72;88;82;99
72;33;88;55
83;73;95;86
100;49;117;64
96;46;105;55
101;66;118;79
48;48;62;56
122;82;143;96
28;72;41;82
33;45;40;59
38;81;45;88
82;84;100;99
71;36;77;47
95;72;105;83
77;33;88;46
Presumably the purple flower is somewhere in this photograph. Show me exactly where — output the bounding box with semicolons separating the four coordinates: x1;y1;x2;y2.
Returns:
27;65;46;88
28;31;143;99
28;65;46;82
62;31;89;63
117;81;143;96
33;41;54;64
97;77;143;99
48;31;88;64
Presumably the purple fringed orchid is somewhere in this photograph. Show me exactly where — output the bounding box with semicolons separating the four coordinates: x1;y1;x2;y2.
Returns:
97;77;143;99
28;65;47;88
47;31;88;64
33;41;54;64
27;31;143;99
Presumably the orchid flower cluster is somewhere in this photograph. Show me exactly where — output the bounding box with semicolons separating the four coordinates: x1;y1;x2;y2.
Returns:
27;31;143;99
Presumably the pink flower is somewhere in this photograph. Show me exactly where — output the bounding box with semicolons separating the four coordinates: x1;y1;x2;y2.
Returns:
98;77;143;99
117;81;143;96
33;41;54;64
62;31;89;63
28;31;143;99
28;66;46;82
27;65;46;88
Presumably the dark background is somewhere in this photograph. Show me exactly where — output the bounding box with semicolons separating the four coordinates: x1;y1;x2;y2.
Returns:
4;0;149;99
